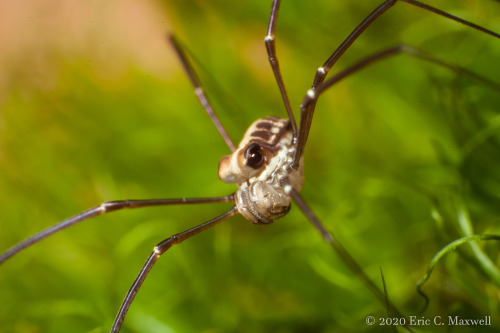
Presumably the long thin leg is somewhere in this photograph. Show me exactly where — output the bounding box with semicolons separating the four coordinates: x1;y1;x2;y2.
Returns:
285;186;414;332
168;35;236;152
300;44;500;114
286;44;499;330
111;206;239;333
292;0;500;168
0;194;235;264
292;0;396;167
401;0;500;39
265;0;297;138
312;0;500;90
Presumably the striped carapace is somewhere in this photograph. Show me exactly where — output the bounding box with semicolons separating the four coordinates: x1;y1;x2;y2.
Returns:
218;117;304;224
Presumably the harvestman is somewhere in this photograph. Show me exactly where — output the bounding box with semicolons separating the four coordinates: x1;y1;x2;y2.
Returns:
1;0;500;331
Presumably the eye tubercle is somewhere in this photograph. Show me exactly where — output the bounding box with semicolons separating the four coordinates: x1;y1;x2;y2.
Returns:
218;144;267;184
244;143;264;169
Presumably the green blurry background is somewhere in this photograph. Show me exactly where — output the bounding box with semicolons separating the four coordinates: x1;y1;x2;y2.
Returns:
0;1;499;332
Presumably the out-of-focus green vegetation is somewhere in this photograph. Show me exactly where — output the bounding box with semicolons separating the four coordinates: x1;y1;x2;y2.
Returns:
0;1;499;332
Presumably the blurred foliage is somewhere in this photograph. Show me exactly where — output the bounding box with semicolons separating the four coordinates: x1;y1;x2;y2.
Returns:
0;0;499;332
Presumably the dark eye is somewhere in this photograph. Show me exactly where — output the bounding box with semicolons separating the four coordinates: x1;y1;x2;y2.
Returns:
245;143;264;169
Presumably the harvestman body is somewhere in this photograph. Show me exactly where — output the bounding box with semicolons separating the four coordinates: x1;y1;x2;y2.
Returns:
219;117;304;224
1;0;500;331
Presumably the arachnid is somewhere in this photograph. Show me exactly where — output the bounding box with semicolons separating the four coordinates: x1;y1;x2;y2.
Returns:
1;1;499;332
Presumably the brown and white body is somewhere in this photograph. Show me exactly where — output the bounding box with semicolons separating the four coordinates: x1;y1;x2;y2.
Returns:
218;117;304;224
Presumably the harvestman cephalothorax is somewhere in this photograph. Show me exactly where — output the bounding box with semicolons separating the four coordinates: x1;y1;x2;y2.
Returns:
1;0;500;331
